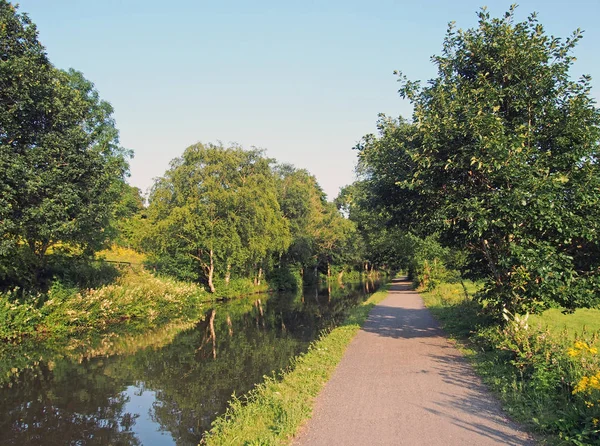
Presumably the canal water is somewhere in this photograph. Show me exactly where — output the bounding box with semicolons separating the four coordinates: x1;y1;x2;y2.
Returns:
0;280;382;445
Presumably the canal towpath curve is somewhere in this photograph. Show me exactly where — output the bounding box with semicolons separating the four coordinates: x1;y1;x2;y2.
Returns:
293;279;534;446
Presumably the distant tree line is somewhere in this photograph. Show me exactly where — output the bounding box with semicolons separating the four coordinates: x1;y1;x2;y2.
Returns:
0;1;377;295
138;142;364;293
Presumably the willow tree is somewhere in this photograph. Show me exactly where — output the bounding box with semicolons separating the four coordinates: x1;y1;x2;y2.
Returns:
145;143;290;293
388;7;600;312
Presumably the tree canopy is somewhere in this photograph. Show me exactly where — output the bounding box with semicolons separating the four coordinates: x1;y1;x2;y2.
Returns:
355;6;600;312
145;143;291;292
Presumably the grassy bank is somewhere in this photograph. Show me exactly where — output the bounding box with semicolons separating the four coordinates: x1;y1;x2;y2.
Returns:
421;282;600;445
202;283;391;445
0;270;208;345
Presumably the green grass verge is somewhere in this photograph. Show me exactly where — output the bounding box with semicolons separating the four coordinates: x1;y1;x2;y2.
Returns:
202;283;391;446
529;308;600;343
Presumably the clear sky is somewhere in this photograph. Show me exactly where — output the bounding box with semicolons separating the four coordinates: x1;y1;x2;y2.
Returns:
15;0;600;200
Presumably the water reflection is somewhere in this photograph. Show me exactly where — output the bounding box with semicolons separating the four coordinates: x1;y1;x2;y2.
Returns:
0;280;381;445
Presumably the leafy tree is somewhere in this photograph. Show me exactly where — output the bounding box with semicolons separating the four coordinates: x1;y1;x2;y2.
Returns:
0;2;130;286
145;143;290;293
112;185;147;250
337;181;404;273
273;165;327;274
362;7;600;312
313;202;357;279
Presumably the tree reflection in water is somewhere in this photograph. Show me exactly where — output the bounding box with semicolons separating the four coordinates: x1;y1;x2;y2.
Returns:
0;280;380;445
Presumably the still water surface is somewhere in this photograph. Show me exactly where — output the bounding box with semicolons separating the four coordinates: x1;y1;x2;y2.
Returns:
0;280;381;445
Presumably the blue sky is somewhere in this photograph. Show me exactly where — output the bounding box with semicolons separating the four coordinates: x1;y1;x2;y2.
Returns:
16;0;600;199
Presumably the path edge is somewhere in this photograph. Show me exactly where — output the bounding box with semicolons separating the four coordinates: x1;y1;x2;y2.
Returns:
201;282;391;446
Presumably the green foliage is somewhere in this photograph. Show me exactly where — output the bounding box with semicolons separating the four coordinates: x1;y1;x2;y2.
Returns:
410;235;465;291
267;266;302;292
336;182;410;274
0;290;43;342
211;277;268;299
45;255;120;290
357;6;600;314
145;143;290;293
276;165;360;278
0;270;208;345
0;2;130;287
111;185;148;250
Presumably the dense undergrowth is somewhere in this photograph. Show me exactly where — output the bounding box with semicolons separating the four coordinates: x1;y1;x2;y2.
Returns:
202;284;390;445
0;269;209;345
422;282;600;445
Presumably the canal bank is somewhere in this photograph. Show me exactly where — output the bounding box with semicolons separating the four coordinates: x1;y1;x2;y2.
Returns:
202;282;390;445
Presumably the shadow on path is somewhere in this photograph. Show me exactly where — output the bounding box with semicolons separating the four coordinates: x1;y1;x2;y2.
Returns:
361;280;442;339
294;279;533;445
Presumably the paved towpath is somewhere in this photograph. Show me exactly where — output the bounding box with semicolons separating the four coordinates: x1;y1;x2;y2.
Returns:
294;279;534;446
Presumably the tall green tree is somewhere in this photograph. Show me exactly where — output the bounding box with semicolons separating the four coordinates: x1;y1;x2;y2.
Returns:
0;2;130;285
145;143;290;292
274;165;327;273
363;7;600;312
112;185;147;250
310;202;355;279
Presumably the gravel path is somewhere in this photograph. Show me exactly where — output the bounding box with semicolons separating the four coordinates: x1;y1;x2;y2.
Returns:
293;280;534;446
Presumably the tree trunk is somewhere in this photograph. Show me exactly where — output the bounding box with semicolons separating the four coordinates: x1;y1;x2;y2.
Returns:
225;263;231;285
337;270;344;286
257;267;263;286
327;262;331;280
207;249;216;293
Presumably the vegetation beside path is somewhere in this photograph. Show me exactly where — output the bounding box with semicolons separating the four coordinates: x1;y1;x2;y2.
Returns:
202;283;390;445
422;282;600;445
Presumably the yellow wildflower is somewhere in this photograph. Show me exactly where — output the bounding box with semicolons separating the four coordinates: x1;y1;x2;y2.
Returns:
574;377;590;394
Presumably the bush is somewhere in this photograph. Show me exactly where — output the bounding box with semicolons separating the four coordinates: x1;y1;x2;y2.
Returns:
409;235;463;291
0;291;43;342
46;256;120;290
212;277;267;299
266;266;302;291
